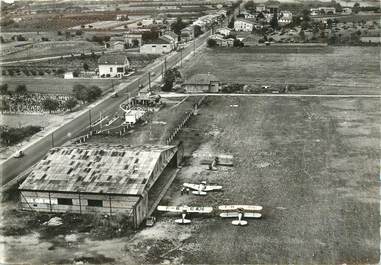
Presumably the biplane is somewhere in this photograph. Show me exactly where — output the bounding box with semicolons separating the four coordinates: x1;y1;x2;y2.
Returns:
183;181;223;196
219;205;263;226
157;205;213;224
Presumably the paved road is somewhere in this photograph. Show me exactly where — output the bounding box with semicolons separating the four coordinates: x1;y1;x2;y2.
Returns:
160;92;381;98
1;30;211;187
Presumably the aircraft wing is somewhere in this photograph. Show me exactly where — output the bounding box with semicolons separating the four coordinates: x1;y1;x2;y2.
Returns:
220;212;239;218
243;212;262;218
186;206;213;213
183;183;200;191
218;205;263;211
220;212;262;218
157;206;185;212
204;185;223;191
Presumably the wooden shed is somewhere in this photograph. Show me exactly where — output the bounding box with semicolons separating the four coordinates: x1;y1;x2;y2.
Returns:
19;144;181;228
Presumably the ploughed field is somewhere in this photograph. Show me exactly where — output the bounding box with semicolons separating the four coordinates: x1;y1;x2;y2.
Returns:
160;96;380;264
183;46;381;95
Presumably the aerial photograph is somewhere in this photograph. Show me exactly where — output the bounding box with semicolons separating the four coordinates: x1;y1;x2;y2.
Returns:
0;0;380;264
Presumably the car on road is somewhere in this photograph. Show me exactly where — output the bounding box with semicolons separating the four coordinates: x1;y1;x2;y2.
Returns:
145;216;156;227
14;151;25;158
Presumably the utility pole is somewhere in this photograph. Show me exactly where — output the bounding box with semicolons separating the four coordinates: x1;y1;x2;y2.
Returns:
148;72;151;91
193;38;196;55
180;49;183;68
88;110;92;132
99;112;102;131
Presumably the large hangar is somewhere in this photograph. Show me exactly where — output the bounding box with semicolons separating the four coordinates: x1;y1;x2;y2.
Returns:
19;143;183;228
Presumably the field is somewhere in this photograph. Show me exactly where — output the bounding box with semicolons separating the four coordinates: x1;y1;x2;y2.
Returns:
1;95;379;264
0;41;105;62
182;46;381;95
0;77;118;95
161;96;380;264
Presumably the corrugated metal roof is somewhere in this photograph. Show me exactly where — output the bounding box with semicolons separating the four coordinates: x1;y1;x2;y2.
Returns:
19;144;177;196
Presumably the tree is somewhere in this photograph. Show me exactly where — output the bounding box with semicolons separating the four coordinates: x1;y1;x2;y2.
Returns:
228;17;235;29
194;25;203;38
0;83;8;95
73;84;88;102
299;30;305;41
83;63;89;71
87;86;102;102
162;68;181;92
233;39;244;47
270;11;279;30
171;17;187;35
64;98;77;111
42;98;60;113
244;0;255;12
353;2;360;14
15;84;27;94
0;97;9;113
207;38;217;47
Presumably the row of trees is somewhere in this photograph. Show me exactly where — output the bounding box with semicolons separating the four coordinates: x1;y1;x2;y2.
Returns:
0;83;28;95
72;84;102;103
1;126;42;146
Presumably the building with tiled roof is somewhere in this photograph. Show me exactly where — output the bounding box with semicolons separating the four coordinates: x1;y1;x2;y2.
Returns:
98;54;130;78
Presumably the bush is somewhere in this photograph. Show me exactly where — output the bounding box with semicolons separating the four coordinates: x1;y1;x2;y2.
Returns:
64;98;78;111
15;84;27;94
42;98;60;113
1;126;42;146
207;38;217;47
0;84;8;95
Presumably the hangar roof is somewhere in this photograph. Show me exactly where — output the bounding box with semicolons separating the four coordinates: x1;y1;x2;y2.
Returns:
19;144;177;196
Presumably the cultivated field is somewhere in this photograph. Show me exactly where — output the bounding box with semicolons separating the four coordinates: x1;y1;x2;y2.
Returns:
0;77;118;95
182;46;381;95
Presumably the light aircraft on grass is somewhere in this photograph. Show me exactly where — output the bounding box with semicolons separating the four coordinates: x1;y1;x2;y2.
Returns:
183;181;222;196
219;205;263;226
157;205;213;224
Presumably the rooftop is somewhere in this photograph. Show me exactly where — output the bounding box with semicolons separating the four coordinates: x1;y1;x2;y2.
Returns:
143;36;171;45
184;73;219;85
19;144;177;196
98;54;128;65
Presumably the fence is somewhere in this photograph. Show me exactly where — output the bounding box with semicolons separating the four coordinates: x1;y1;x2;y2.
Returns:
165;96;205;145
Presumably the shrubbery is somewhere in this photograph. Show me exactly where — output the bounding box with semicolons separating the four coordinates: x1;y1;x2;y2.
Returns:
1;126;42;146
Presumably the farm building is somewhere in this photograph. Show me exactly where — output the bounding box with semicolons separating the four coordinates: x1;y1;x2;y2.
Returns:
140;37;173;54
125;33;143;47
182;73;221;93
19;144;183;228
98;54;130;78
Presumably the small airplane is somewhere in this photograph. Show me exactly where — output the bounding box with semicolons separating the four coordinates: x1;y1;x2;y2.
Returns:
219;205;263;226
183;181;222;196
157;205;213;224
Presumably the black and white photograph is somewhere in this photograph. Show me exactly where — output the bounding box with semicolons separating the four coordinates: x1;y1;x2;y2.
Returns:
0;0;380;264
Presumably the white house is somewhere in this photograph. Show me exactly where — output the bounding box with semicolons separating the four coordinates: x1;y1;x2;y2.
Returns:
256;4;266;12
216;27;231;36
234;19;255;32
140;37;173;54
142;18;154;26
98;54;130;78
278;11;293;26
